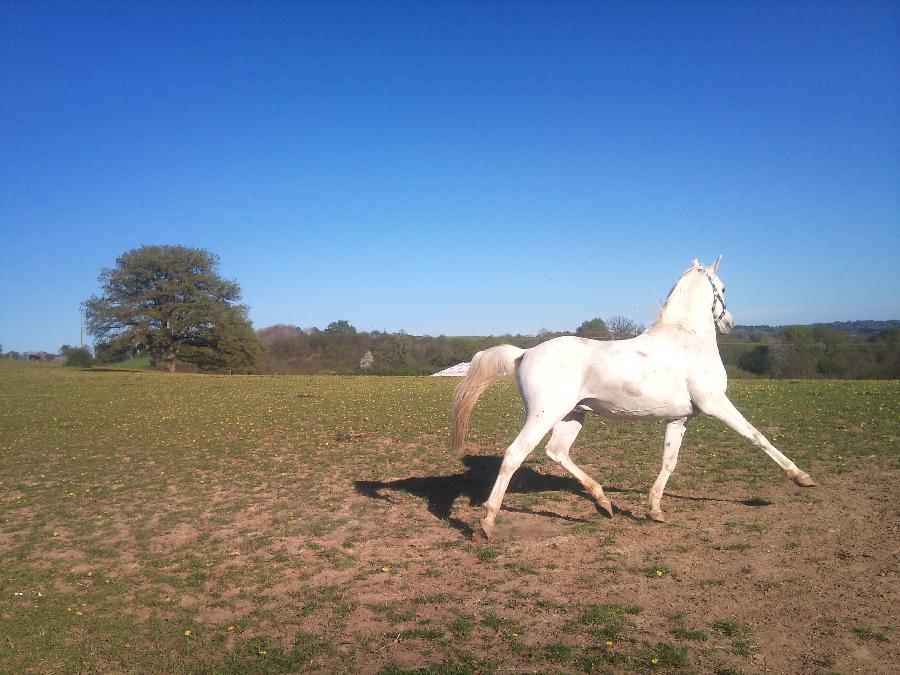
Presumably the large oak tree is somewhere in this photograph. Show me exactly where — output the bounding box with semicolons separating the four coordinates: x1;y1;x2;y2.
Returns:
84;245;260;372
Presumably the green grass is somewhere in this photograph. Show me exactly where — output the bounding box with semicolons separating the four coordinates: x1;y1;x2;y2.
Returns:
642;564;673;578
723;542;752;551
106;355;153;369
481;612;519;633
648;642;689;668
545;642;574;661
852;626;889;642
450;616;476;638
710;620;757;657
672;626;708;641
711;620;753;637
0;360;896;673
476;545;502;564
579;603;644;640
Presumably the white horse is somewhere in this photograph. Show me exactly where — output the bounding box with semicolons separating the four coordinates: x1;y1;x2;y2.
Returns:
452;257;815;539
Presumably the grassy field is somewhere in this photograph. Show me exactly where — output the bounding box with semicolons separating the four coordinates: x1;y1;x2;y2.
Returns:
1;360;897;673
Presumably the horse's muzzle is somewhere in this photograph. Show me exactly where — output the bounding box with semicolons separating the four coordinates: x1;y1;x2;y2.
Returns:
717;310;735;334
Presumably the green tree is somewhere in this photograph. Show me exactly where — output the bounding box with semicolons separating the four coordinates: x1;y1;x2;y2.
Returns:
812;327;851;377
325;320;357;336
738;344;772;376
771;326;819;378
869;329;900;379
576;317;610;339
607;315;644;339
93;341;140;364
60;344;94;368
84;245;260;373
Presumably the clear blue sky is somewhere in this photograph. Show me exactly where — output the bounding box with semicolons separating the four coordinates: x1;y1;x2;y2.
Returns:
2;0;898;353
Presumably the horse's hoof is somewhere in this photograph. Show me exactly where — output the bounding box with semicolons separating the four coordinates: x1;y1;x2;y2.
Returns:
479;518;495;540
646;509;667;523
596;499;614;518
792;471;816;487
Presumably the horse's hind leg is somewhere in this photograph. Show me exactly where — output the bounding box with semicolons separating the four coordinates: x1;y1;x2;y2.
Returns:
647;417;688;522
481;418;552;539
545;412;613;517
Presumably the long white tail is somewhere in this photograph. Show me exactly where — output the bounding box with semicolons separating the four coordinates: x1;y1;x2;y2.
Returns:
451;344;525;451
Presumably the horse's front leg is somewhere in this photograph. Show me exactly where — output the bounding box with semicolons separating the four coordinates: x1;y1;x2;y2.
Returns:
647;417;688;522
696;393;815;487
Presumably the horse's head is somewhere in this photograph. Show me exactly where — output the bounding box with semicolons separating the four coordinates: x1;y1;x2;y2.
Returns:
659;257;736;334
693;256;734;334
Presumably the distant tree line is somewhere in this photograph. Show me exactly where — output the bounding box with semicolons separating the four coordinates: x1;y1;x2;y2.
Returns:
718;325;899;379
5;243;897;379
257;320;898;379
255;316;649;375
257;323;548;375
6;317;898;379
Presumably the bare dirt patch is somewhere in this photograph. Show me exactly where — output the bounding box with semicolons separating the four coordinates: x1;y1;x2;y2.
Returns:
151;522;199;550
338;454;898;673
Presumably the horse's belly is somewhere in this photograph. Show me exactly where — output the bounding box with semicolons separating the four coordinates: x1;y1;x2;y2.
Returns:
580;353;694;420
577;382;694;420
578;396;693;420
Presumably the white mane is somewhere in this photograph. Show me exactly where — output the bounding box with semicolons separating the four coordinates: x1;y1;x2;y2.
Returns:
651;264;708;332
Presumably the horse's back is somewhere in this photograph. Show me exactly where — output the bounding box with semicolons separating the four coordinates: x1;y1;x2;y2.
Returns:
518;336;597;380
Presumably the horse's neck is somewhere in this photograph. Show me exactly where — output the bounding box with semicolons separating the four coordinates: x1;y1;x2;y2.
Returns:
654;277;717;341
661;317;717;342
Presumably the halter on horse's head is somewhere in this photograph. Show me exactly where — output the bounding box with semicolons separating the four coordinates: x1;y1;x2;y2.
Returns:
690;256;734;334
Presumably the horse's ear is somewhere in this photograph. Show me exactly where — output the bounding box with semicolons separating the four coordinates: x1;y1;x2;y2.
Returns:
690;258;700;268
710;255;722;274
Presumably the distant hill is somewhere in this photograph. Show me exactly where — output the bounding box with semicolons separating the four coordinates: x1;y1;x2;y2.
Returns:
733;320;899;339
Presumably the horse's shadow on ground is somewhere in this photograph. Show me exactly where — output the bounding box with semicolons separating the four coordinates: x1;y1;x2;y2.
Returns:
354;455;772;539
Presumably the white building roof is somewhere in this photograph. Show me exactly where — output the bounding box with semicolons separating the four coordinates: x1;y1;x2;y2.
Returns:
431;362;470;377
